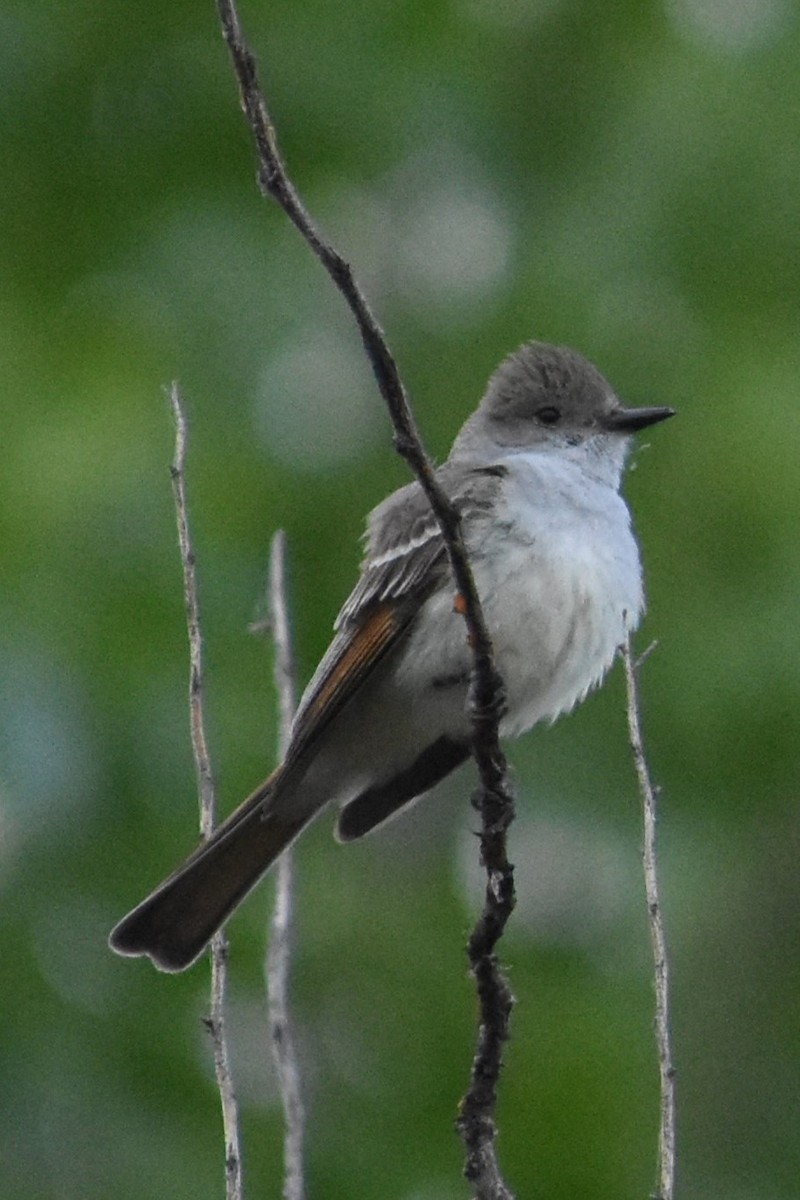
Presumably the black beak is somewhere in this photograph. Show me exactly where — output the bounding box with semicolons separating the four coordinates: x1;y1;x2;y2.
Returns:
603;405;676;434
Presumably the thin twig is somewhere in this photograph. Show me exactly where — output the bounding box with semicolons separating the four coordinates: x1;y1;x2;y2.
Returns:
634;638;660;671
170;383;244;1200
622;634;676;1200
212;6;517;1197
264;531;306;1200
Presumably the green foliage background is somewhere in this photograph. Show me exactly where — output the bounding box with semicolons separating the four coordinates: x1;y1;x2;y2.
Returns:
2;1;799;1197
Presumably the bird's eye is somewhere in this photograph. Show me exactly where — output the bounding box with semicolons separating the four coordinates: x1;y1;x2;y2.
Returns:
536;406;561;425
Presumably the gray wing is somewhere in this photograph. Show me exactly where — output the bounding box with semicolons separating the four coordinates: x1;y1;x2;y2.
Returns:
282;462;506;773
336;461;506;627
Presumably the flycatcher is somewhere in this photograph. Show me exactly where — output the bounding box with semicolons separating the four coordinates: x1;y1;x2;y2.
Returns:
110;340;674;972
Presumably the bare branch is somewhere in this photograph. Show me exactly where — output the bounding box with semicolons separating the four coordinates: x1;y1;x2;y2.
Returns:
170;387;216;833
169;383;244;1200
212;5;517;1195
268;530;298;761
456;833;516;1200
621;634;676;1200
634;638;660;671
264;530;306;1200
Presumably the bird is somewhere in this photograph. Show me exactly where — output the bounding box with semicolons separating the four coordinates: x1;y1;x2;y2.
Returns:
109;340;674;972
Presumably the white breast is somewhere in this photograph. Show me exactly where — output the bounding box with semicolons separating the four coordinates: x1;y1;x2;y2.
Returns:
482;450;644;734
394;444;645;743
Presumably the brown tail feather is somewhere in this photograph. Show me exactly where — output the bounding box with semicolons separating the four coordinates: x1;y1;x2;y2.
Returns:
109;775;306;972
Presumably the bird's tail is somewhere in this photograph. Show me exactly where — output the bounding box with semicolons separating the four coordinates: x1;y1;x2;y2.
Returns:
109;771;307;973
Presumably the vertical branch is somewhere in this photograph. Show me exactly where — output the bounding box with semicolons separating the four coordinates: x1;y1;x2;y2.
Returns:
456;810;516;1200
171;387;216;833
622;635;676;1200
264;531;306;1200
170;384;245;1200
212;5;516;1194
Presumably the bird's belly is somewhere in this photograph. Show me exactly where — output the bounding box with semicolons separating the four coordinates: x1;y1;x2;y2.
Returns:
396;521;643;741
487;528;643;734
